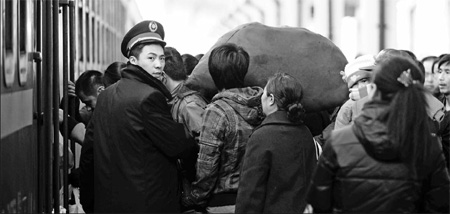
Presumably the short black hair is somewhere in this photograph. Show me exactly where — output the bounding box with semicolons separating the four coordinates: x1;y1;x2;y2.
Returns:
438;54;450;68
164;47;187;81
208;43;250;90
420;56;438;64
181;54;199;76
75;70;103;97
103;62;126;87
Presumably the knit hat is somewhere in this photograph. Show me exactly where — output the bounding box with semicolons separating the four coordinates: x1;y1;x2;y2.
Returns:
344;54;375;88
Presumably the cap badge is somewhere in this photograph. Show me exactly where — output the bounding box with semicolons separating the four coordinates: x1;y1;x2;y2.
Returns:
149;21;158;32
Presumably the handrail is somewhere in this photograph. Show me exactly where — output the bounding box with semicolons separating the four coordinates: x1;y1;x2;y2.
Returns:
52;0;60;213
61;0;70;211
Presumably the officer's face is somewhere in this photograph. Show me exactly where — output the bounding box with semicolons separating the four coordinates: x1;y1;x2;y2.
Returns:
131;44;165;80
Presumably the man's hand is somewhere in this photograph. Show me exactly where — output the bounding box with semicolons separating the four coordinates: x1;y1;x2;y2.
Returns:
68;80;76;97
58;109;64;124
181;190;196;208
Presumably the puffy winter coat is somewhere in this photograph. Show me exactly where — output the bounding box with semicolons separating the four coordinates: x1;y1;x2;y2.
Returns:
307;101;450;213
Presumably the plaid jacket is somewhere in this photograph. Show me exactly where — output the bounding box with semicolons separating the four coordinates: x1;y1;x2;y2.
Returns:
169;82;208;139
189;86;264;206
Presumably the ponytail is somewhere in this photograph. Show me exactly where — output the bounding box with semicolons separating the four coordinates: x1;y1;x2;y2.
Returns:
286;102;306;123
373;56;432;166
386;85;430;165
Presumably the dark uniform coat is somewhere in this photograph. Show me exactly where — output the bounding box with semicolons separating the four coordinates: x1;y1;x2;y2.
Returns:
235;111;317;213
307;101;450;213
85;64;191;213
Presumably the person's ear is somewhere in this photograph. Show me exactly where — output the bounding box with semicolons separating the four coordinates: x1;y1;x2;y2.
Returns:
129;56;137;65
269;94;275;106
367;83;377;100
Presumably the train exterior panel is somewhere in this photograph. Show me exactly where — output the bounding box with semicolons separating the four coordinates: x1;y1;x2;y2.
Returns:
0;0;141;212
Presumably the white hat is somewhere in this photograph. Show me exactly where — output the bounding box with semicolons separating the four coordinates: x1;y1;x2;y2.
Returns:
344;54;376;88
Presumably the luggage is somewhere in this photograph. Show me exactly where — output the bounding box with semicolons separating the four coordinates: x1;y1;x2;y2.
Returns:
185;22;348;112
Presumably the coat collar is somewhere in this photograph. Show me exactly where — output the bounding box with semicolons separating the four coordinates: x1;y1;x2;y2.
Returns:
121;63;172;100
259;110;297;127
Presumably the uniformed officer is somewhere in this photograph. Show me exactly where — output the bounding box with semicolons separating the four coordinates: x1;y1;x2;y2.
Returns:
84;20;193;213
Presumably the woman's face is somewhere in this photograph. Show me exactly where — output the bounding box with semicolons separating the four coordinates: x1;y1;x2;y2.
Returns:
261;86;277;115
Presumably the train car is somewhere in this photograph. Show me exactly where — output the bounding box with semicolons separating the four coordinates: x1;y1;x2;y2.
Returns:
0;0;140;212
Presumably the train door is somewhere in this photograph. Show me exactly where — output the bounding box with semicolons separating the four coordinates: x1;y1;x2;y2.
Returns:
0;0;39;212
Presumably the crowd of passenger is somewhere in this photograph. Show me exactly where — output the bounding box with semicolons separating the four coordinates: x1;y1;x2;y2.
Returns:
59;20;450;213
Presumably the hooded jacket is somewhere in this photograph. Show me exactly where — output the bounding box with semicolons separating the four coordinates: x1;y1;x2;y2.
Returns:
188;86;264;207
307;101;450;213
85;64;192;213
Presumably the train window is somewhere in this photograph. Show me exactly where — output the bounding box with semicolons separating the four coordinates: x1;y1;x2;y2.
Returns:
85;12;89;63
5;0;12;51
97;22;100;64
92;17;95;64
19;0;26;53
78;7;83;61
4;0;16;88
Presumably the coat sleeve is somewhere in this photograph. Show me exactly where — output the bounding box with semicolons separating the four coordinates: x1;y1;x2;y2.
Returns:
188;106;226;206
182;99;206;140
140;91;193;158
306;138;339;213
235;130;270;213
79;119;95;213
334;99;353;130
421;144;450;213
437;112;450;168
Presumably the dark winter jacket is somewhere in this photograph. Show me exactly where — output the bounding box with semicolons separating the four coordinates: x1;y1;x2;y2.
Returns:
307;101;450;213
437;94;450;169
235;111;317;213
85;64;192;213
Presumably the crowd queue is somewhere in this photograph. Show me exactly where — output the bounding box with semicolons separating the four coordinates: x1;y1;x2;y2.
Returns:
59;20;450;213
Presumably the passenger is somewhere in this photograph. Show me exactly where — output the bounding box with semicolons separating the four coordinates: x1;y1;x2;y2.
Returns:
85;20;192;213
75;70;104;112
62;62;125;143
77;64;123;213
162;47;208;212
102;61;126;87
422;56;439;95
181;53;199;76
182;43;264;213
436;54;450;168
334;54;375;130
59;70;104;144
307;56;450;213
57;70;105;213
163;47;207;141
235;72;316;213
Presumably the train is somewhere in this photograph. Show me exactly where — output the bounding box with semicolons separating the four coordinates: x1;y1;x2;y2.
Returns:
0;0;141;212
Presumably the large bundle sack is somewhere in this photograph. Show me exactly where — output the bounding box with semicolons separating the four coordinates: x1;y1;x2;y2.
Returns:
186;22;348;112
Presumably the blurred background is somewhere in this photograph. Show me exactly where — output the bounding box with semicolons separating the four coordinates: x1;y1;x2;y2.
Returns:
129;0;450;61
